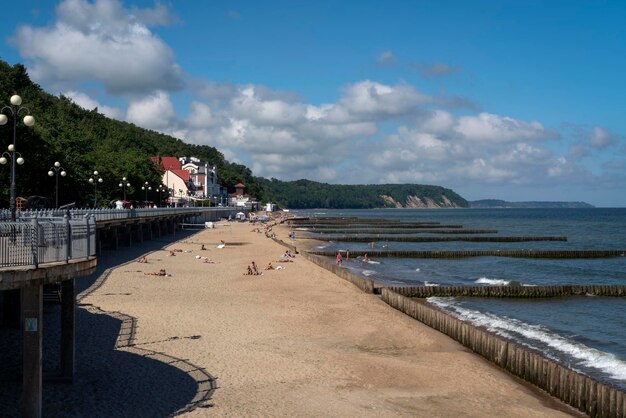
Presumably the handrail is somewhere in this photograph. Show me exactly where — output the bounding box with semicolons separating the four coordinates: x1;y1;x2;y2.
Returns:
0;215;96;268
0;206;247;222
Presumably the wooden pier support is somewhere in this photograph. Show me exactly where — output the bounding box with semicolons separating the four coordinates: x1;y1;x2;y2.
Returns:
60;279;75;381
22;279;43;418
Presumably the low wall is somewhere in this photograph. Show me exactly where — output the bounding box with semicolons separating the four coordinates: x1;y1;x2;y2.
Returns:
381;288;626;418
387;284;626;298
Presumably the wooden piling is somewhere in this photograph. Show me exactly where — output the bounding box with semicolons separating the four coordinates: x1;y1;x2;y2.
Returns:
380;288;626;418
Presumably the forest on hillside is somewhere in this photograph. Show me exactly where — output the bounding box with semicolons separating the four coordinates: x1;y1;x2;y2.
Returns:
259;179;468;209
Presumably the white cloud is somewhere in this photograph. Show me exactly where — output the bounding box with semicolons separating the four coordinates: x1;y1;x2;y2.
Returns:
126;91;175;130
455;113;557;142
63;90;123;119
11;0;183;94
376;51;396;67
186;102;218;129
339;80;432;117
589;126;615;149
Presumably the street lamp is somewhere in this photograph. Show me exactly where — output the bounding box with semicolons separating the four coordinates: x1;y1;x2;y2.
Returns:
47;161;67;208
156;184;166;207
119;176;131;200
0;94;35;220
88;171;103;208
141;181;151;204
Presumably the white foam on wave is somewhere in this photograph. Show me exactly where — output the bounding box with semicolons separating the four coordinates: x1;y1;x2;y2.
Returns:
424;281;440;287
295;227;310;231
427;297;626;382
415;268;421;272
316;243;331;249
362;270;376;277
366;260;381;265
475;277;510;286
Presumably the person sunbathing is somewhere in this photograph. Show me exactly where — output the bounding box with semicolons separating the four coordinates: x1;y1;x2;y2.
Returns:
137;256;148;263
245;265;254;275
200;244;206;250
251;261;260;275
265;262;275;270
145;269;167;276
203;257;215;264
167;250;176;256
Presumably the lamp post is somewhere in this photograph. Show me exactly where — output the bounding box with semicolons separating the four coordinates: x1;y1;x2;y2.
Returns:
88;171;103;208
47;161;67;208
156;184;166;207
119;177;131;200
141;181;151;205
0;94;36;221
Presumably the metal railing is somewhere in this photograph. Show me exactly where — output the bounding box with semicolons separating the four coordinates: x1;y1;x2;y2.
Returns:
0;206;243;222
0;215;96;268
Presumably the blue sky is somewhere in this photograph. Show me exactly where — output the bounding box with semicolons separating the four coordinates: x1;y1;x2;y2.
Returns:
1;0;625;206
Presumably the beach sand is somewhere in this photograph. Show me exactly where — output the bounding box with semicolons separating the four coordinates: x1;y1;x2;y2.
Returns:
0;219;580;416
55;219;579;417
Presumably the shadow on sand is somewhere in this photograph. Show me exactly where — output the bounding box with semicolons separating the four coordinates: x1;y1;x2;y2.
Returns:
0;230;218;417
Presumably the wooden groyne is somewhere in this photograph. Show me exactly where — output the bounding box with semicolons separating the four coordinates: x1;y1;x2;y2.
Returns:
311;236;567;243
293;223;462;229
381;288;626;418
387;284;626;298
303;229;498;235
291;218;440;225
309;249;626;259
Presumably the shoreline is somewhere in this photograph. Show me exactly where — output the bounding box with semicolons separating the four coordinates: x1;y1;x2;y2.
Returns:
3;220;581;416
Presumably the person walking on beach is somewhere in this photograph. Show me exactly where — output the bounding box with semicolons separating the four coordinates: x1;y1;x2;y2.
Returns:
336;251;343;267
251;261;260;275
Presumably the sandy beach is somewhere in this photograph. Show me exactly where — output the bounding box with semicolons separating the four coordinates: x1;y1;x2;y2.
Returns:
40;218;578;418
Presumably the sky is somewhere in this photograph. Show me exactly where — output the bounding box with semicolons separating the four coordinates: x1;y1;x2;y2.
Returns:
1;0;625;207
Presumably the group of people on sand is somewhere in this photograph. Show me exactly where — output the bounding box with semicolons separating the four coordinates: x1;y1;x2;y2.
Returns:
245;261;261;276
145;268;168;276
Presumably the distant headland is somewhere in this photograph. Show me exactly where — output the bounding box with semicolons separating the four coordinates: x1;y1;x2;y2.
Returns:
469;199;595;209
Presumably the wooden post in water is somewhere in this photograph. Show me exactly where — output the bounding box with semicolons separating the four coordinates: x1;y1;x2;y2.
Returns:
22;278;43;418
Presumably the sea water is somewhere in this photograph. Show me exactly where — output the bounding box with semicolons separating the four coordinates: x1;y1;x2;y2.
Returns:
293;208;626;390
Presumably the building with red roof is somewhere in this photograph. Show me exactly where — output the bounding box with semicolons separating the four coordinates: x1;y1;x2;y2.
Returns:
152;156;228;206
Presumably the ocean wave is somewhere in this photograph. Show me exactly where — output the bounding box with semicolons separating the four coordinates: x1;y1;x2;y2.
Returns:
362;270;376;277
427;298;626;382
475;277;510;286
424;281;440;287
